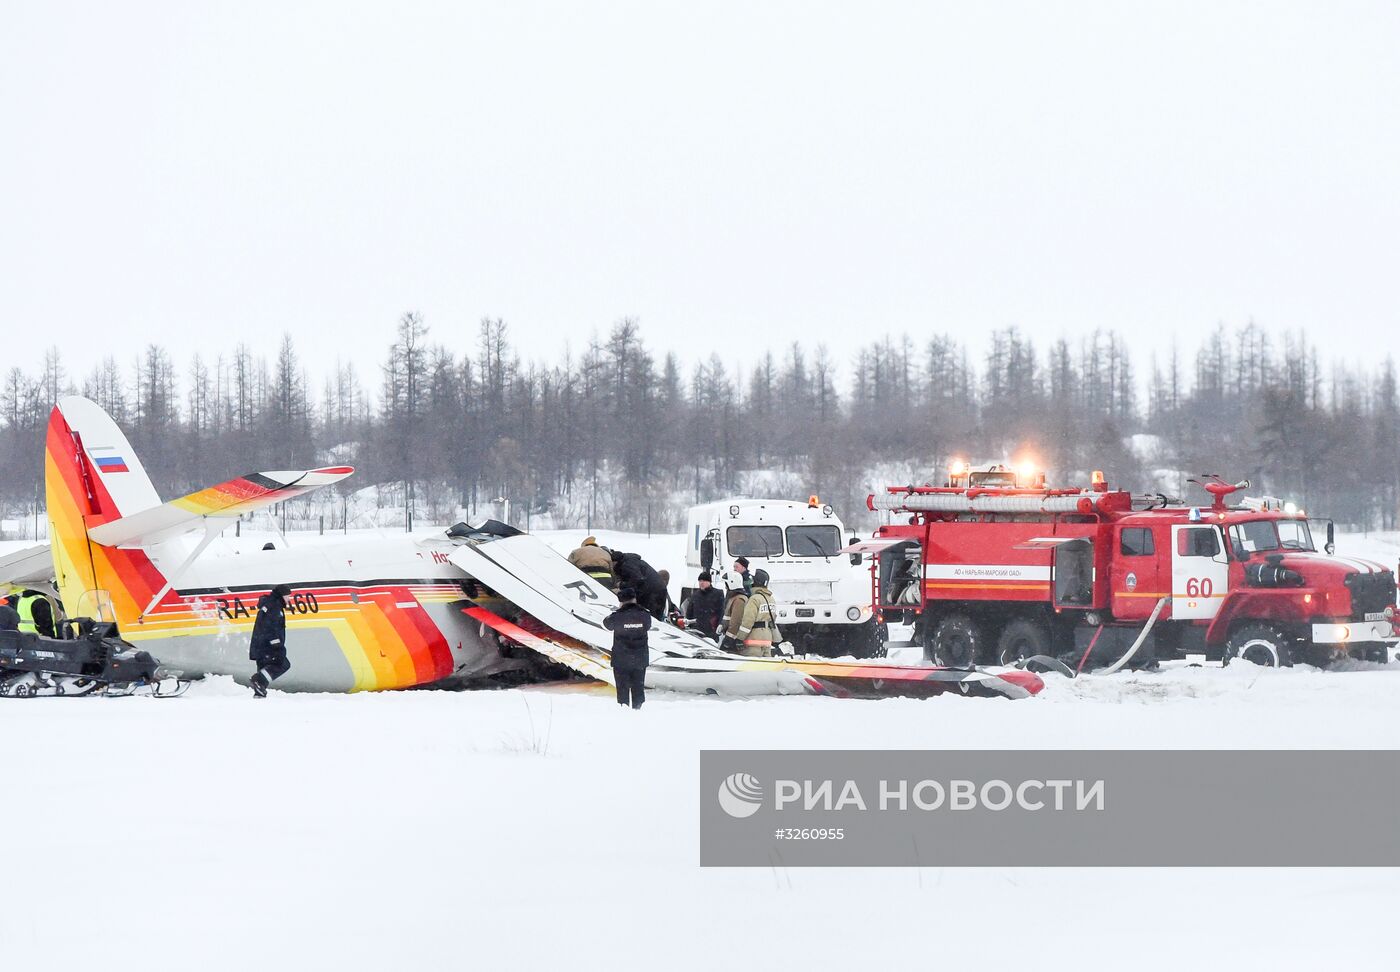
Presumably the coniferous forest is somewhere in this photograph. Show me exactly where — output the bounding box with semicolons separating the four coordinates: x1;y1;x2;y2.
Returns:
2;315;1396;537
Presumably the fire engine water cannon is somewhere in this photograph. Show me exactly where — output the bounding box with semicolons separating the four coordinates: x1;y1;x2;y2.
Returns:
1187;475;1251;512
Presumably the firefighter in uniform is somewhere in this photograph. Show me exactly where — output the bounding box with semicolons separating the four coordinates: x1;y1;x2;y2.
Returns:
718;571;749;652
249;584;293;697
734;569;783;657
603;586;651;709
567;536;617;590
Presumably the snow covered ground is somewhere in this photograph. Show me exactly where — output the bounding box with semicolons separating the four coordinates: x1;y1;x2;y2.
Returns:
5;530;1400;970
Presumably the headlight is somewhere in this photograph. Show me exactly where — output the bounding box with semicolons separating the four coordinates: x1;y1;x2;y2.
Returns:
1386;606;1395;620
846;606;861;621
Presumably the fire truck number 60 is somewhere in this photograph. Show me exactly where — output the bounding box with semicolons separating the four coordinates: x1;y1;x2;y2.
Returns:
1184;577;1214;598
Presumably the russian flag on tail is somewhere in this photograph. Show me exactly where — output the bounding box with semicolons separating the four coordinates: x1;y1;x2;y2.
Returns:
93;455;130;474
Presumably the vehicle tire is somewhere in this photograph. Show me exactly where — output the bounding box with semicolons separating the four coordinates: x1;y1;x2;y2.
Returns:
996;619;1052;666
1224;623;1294;668
930;614;985;669
858;620;887;659
829;620;885;659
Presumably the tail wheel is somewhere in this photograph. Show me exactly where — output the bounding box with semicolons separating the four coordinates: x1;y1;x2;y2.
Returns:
996;619;1052;666
930;614;985;669
1225;623;1294;668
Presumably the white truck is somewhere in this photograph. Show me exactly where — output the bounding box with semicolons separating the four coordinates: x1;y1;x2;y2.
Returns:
680;497;884;657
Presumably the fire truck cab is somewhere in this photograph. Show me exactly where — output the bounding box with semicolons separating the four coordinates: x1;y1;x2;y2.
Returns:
865;465;1399;669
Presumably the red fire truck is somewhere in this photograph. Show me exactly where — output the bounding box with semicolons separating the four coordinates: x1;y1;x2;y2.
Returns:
862;464;1400;669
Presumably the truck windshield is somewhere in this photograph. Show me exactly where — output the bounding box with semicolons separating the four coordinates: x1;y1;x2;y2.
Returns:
727;526;784;558
786;525;842;557
1276;519;1314;551
1228;519;1315;557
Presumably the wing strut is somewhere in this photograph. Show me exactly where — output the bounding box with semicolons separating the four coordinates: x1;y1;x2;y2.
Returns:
137;522;224;622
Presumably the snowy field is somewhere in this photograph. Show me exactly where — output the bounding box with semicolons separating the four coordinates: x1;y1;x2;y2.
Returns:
5;530;1400;970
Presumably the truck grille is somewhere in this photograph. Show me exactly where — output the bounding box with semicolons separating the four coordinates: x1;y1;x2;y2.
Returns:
1345;570;1396;618
771;581;834;602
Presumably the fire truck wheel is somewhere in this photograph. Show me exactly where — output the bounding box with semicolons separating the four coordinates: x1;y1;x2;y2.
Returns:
996;619;1051;666
1224;623;1294;668
930;614;984;669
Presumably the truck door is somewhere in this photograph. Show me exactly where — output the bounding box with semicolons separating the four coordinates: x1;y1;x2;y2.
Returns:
1111;525;1165;619
876;540;922;609
1170;523;1229;619
1053;538;1094;607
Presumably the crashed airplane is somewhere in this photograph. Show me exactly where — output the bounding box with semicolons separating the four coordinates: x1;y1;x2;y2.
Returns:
0;397;1042;700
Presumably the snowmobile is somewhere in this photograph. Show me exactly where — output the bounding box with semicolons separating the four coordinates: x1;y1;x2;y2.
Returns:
0;619;191;698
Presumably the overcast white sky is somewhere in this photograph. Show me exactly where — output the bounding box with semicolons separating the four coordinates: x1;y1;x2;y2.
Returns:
3;1;1398;386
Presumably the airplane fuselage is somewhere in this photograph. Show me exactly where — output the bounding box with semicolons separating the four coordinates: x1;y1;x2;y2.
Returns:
126;533;518;691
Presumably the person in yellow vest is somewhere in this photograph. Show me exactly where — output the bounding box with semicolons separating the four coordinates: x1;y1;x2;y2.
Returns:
734;569;783;657
13;589;57;639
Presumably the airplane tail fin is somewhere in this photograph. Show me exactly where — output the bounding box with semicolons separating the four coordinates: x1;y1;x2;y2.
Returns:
45;396;167;625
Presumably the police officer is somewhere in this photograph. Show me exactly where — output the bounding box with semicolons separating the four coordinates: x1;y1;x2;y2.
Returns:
249;583;293;698
684;570;725;637
14;589;56;638
603;585;651;709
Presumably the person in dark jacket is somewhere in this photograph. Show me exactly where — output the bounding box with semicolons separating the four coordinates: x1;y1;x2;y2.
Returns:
684;570;725;637
249;583;293;698
603;586;651;709
0;599;19;632
611;551;669;621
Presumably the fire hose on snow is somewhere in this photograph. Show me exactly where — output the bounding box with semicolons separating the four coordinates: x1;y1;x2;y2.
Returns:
1019;595;1171;678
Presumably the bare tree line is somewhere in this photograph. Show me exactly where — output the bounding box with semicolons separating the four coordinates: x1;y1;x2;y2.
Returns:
1;316;1396;536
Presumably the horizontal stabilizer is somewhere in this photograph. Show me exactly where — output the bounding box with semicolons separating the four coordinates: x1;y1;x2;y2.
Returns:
0;543;55;590
87;466;355;547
